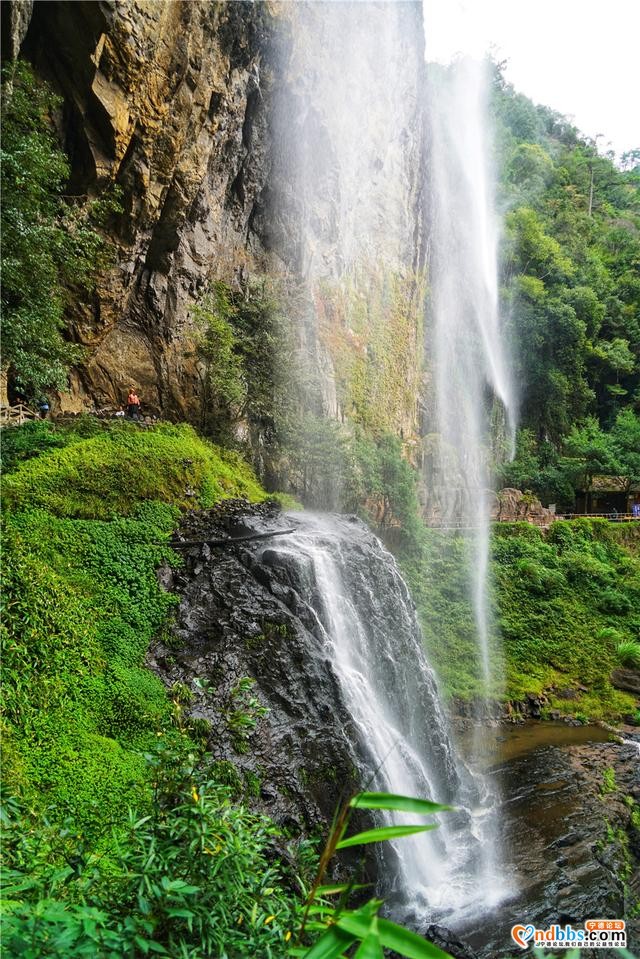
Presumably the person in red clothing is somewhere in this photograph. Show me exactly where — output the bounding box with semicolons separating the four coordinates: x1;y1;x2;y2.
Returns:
126;388;141;419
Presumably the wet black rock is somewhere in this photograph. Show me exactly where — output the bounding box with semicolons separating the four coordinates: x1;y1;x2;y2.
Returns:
611;668;640;696
149;500;362;834
424;924;476;959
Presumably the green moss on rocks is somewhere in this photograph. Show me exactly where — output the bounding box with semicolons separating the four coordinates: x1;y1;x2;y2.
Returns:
1;421;269;839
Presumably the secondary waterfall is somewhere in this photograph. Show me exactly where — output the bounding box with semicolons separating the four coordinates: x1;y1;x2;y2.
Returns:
259;513;499;920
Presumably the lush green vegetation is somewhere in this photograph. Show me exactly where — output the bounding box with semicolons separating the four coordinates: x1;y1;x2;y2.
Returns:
1;63;119;398
491;66;640;507
2;747;306;958
403;519;639;720
1;422;267;837
0;421;315;956
2;420;266;518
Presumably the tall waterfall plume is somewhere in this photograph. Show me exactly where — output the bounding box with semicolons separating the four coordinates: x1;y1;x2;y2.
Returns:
422;5;516;694
422;0;517;913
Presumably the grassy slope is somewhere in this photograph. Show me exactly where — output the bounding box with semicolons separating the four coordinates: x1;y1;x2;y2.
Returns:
404;520;640;721
1;420;268;839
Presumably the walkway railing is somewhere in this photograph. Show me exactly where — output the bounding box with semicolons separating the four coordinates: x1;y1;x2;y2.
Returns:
561;512;639;522
426;513;639;530
0;404;39;428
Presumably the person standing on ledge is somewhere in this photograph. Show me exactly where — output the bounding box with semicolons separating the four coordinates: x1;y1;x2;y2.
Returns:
126;388;141;420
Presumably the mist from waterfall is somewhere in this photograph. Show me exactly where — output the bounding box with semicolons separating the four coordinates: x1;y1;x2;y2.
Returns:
423;5;516;690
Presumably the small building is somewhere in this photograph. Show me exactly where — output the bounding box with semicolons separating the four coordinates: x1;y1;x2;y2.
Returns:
574;476;640;515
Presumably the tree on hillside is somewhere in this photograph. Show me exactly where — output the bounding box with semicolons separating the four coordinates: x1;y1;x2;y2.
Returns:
611;408;640;496
562;418;620;511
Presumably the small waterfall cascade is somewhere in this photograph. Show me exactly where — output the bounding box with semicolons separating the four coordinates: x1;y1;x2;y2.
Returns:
259;513;497;920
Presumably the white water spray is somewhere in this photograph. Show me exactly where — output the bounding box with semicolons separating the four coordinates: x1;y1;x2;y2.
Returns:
262;514;496;919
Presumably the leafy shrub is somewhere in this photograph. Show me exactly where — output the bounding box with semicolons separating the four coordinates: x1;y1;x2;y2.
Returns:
226;677;269;754
563;551;614;588
1;62;119;396
515;557;564;595
1;748;302;958
598;589;633;616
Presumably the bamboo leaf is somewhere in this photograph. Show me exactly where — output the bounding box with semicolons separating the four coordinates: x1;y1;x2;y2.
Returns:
336;824;437;850
350;793;453;815
298;924;357;959
336;914;454;959
353;928;384;959
315;883;371;896
377;918;453;959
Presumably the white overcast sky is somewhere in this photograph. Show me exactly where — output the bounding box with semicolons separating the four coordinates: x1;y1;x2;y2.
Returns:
422;0;640;159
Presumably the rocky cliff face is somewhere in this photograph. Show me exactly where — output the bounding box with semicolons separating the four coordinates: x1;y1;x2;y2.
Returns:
17;0;280;416
10;0;428;443
148;499;363;833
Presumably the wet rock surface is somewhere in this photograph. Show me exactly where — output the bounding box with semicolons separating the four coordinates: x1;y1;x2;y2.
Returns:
149;499;361;834
456;729;640;957
611;668;640;696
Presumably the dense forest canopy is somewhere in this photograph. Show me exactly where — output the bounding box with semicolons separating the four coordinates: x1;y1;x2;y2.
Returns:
492;64;640;507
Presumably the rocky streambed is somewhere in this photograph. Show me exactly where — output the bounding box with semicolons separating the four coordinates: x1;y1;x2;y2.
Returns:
455;723;640;957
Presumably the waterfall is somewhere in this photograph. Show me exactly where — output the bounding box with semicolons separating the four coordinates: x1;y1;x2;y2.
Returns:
422;6;516;688
267;0;515;925
422;0;517;912
259;513;501;920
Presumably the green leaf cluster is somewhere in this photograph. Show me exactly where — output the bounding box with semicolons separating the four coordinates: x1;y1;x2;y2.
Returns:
1;62;119;397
